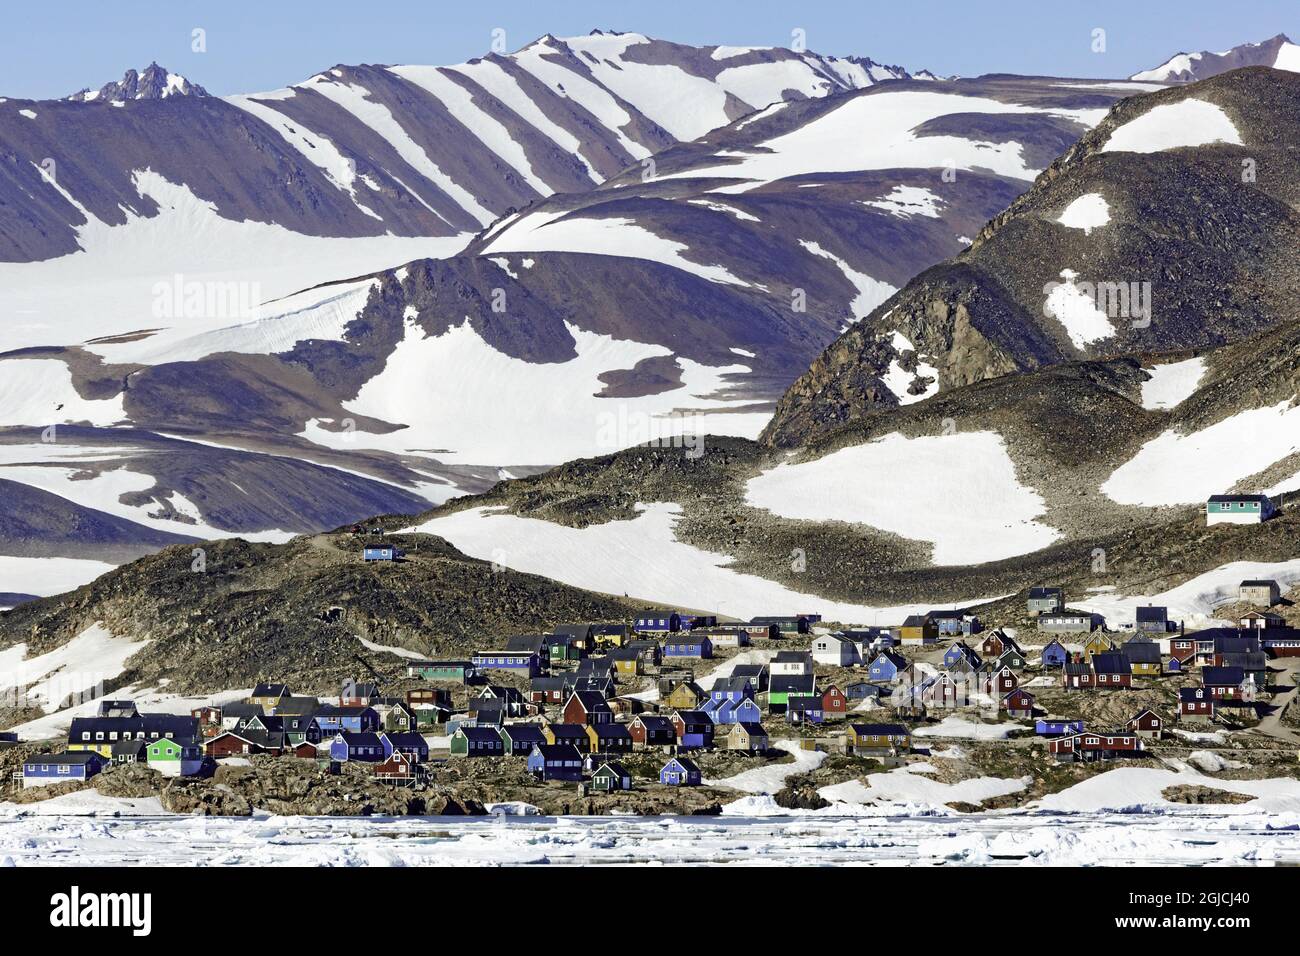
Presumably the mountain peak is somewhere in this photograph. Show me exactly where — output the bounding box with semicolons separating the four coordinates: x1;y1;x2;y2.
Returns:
1132;33;1300;82
68;62;207;102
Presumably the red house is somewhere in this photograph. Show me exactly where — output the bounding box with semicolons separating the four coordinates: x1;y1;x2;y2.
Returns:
629;715;676;748
821;685;848;717
1125;708;1164;738
374;750;416;781
1049;730;1142;761
982;666;1018;696
1002;688;1035;718
1179;687;1215;721
205;731;273;757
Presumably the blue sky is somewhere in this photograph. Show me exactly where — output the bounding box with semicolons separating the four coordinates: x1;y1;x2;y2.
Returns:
0;0;1295;99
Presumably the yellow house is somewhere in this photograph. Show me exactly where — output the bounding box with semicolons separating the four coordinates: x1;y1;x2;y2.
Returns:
1083;633;1113;657
247;683;292;709
664;680;705;710
847;723;911;753
609;649;641;677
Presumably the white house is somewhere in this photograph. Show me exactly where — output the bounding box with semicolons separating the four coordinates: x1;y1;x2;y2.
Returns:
769;651;813;676
811;633;859;667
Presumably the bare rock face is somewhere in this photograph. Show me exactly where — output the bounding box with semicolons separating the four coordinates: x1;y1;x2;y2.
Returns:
762;68;1300;449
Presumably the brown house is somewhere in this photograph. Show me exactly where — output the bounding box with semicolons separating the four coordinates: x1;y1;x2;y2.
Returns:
629;715;676;749
1126;708;1164;738
562;691;614;726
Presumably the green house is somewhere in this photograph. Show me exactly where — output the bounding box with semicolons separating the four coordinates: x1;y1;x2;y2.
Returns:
145;737;203;777
589;761;632;792
406;661;476;683
1206;494;1275;526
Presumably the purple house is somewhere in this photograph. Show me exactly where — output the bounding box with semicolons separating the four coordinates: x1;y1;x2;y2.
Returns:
659;756;702;786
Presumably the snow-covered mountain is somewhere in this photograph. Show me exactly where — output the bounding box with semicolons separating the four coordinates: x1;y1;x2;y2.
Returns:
0;33;1153;598
1131;33;1300;82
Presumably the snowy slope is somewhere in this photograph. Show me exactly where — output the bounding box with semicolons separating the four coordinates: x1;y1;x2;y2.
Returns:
1132;34;1300;83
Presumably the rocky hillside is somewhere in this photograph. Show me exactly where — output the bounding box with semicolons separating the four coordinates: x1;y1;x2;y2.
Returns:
0;529;637;713
762;67;1300;446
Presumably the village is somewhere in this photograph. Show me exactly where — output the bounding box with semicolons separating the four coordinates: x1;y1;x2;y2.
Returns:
13;568;1300;811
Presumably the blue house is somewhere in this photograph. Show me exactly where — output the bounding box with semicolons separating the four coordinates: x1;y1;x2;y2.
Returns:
943;642;981;670
845;682;882;702
663;635;713;659
312;705;379;735
527;743;584;781
1040;640;1070;669
709;677;753;706
707;697;763;726
471;650;541;676
363;545;403;562
326;731;391;762
635;609;681;633
659;756;702;786
1034;719;1085;737
930;609;980;636
867;650;908;683
22;752;104;787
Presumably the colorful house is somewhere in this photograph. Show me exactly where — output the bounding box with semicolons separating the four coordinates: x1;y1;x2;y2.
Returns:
767;673;816;712
1122;639;1163;676
527;743;584;781
449;726;505;757
542;723;591;752
725;722;769;752
1040;640;1070;669
867;650;908;683
498;723;548;756
405;660;476;682
562;690;614;726
663;635;713;659
629;715;676;749
635;609;682;633
1126;708;1165;739
1002;688;1035;718
145;737;204;777
786;695;825;725
671;711;714;750
659;756;702;786
899;615;938;645
471;650;541;676
586;722;634;755
847;724;911;755
664;680;707;711
590;761;633;792
22;752;104;788
1206;494;1275;525
1034;719;1084;737
312;705;379;735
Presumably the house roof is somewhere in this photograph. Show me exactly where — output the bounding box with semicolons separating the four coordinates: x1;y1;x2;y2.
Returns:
25;751;102;766
533;743;581;761
634;715;675;731
773;650;812;663
590;723;632;740
455;727;503;742
594;761;629;777
673;710;712;724
731;722;768;737
1208;494;1270;503
851;723;908;736
251;683;290;697
500;724;547;742
1135;606;1167;623
769;673;816;693
1122;641;1162;664
1092;651;1132;675
547;724;588;740
1202;666;1245;686
551;623;593;639
664;756;701;773
1028;586;1062;599
1241;579;1280;587
1179;687;1211;702
568;690;612;712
